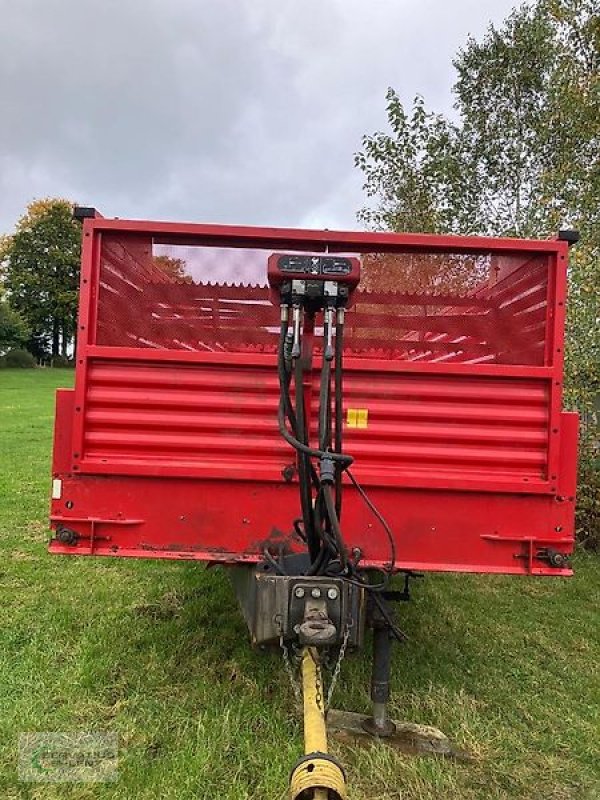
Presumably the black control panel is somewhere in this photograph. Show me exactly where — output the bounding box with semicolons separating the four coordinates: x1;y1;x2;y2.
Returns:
276;255;354;277
267;252;361;310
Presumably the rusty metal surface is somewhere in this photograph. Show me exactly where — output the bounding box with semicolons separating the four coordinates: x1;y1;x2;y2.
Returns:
327;709;474;760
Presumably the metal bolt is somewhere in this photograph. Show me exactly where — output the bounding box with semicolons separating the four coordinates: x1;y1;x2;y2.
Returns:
311;588;321;598
295;587;305;598
282;464;295;483
327;588;338;600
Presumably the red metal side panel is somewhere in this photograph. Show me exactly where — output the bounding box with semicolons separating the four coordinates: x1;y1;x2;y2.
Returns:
340;369;551;487
48;474;573;576
557;411;579;499
75;357;552;492
52;389;74;475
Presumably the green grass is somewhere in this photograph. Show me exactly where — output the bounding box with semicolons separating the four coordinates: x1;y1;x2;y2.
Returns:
0;368;598;799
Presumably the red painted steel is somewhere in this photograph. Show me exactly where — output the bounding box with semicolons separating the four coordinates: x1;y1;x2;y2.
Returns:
49;218;578;575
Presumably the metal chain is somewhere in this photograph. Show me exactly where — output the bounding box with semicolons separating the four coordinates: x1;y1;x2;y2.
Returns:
325;619;352;710
314;651;324;711
279;635;302;705
279;618;352;710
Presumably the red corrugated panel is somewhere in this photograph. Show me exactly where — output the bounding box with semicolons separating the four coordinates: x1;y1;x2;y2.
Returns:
81;359;549;486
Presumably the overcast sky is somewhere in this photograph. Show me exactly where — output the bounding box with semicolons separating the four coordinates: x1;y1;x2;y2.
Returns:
0;0;518;235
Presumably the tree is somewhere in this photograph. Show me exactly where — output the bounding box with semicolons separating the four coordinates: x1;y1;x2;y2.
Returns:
356;0;599;545
152;255;193;283
354;93;467;234
357;2;598;239
0;300;29;352
0;199;81;358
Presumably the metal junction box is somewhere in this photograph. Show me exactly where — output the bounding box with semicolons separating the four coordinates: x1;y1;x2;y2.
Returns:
231;565;365;648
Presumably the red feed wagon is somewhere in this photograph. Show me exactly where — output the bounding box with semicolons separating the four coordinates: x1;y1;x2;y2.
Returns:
49;209;578;796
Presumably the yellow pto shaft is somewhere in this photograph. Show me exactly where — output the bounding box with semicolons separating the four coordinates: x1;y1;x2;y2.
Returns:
289;647;347;800
302;646;327;754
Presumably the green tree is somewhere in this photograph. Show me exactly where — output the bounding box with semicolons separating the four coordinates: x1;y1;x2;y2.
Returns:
354;93;467;234
0;199;81;358
0;300;30;352
356;0;599;544
357;1;598;238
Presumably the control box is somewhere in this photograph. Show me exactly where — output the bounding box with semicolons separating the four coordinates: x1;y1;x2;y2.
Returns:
267;253;361;309
231;564;366;648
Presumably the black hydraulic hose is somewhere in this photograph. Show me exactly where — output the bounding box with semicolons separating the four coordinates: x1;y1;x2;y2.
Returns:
277;324;350;466
307;542;330;576
277;318;321;489
322;483;348;571
316;342;335;574
293;347;320;562
277;399;353;466
347;468;396;574
278;320;298;436
276;309;354;574
293;517;306;542
278;317;317;557
276;306;401;605
279;365;321;491
310;487;340;575
318;354;332;452
307;491;333;576
334;313;344;518
263;547;288;575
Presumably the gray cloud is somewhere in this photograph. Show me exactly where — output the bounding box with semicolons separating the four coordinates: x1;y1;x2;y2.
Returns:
0;0;517;234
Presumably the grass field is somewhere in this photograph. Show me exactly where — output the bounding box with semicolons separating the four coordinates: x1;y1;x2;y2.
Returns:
0;368;598;799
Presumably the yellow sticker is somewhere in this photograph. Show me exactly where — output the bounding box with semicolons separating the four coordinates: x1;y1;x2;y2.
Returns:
346;408;368;428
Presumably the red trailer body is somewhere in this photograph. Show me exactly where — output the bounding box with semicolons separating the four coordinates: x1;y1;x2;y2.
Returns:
49;216;578;576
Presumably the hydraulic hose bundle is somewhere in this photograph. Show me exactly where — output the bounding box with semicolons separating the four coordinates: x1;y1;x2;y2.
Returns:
267;250;403;638
277;305;402;615
278;304;352;577
267;253;407;799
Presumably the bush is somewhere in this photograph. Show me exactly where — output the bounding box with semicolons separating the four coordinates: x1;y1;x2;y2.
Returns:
565;383;599;551
577;444;599;551
1;348;36;368
52;355;74;368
